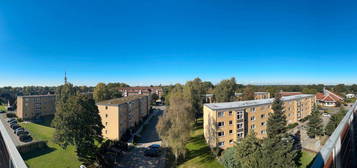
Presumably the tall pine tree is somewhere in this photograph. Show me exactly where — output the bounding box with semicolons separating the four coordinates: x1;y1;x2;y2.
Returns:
307;105;324;138
267;94;287;138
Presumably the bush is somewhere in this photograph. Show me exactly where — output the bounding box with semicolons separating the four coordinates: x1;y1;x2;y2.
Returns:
299;115;310;122
6;113;17;118
219;147;240;168
17;118;24;122
287;123;299;130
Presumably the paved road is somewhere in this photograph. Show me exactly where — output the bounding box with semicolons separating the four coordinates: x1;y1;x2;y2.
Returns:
117;106;166;168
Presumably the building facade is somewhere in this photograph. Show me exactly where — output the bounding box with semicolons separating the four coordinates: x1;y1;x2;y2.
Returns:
16;95;56;120
316;88;344;107
118;87;163;98
203;94;316;149
97;95;151;140
235;92;271;101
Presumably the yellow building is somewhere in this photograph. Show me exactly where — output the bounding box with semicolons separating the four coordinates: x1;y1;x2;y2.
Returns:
97;95;151;140
17;95;56;120
203;94;315;149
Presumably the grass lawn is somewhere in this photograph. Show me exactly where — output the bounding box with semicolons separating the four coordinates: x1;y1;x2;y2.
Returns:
20;121;81;168
178;118;223;168
0;105;6;111
300;150;316;168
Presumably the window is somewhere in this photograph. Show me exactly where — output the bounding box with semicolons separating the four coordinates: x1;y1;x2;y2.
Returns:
237;123;243;129
229;130;233;134
250;116;256;121
229;139;234;144
261;122;266;126
106;114;108;118
218;112;224;117
105;122;108;126
251;124;255;129
229;111;233;116
105;106;108;110
229;120;233;125
237;111;243;119
261;130;266;134
261;114;265;118
237;132;243;138
218;142;225;147
217;122;225;127
218;132;225;137
251;107;256;112
105;130;107;134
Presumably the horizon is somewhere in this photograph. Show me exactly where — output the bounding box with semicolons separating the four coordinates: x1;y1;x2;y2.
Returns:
1;0;357;86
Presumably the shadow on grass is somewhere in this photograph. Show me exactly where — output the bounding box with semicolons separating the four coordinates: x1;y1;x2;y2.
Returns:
32;115;54;127
21;147;56;160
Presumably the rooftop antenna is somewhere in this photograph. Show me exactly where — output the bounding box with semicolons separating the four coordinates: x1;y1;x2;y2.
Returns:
64;71;68;84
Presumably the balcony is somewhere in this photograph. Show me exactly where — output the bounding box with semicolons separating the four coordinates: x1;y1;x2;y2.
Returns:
311;101;357;168
0;120;27;168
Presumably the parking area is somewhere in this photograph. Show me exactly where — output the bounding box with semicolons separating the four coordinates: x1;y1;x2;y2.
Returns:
117;106;165;168
0;113;33;146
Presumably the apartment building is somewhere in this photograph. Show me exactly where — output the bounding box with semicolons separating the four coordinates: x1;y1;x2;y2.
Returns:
203;94;315;149
16;95;56;120
118;87;163;98
235;92;271;101
97;95;151;140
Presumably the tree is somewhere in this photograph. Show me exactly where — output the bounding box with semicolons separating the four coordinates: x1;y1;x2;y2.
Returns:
235;131;262;168
307;106;324;138
184;78;204;121
93;83;110;102
214;77;236;102
267;94;287;138
242;86;255;100
53;82;104;165
156;84;194;162
302;88;318;94
325;107;347;136
219;147;241;168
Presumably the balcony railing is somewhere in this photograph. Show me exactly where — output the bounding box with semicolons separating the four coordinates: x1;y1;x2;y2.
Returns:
0;119;28;168
311;101;357;168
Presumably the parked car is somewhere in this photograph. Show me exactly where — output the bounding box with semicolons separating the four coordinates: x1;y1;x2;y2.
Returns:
14;127;25;134
144;144;161;157
11;124;20;130
16;130;29;136
19;135;32;142
0;110;5;113
7;118;16;123
323;113;331;117
9;120;17;125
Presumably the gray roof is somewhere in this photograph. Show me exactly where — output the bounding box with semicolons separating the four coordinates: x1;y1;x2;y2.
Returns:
204;94;315;110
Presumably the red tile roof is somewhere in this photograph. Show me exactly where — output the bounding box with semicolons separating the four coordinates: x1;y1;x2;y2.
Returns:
316;89;344;102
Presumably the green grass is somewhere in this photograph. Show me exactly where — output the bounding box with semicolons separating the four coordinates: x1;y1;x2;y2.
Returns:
178;119;223;168
300;150;316;168
0;105;6;111
19;121;81;168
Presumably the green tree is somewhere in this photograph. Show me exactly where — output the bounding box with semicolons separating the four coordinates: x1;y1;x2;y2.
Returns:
267;94;287;138
235;131;262;168
214;77;237;102
325;107;347;136
53;94;104;165
219;147;241;168
302;88;318;94
242;86;255;100
185;78;204;121
93;83;110;102
156;84;194;162
307;106;324;138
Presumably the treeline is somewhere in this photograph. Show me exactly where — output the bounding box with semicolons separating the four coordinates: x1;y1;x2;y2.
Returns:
93;82;129;102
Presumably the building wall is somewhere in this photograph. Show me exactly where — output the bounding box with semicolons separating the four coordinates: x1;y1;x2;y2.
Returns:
98;105;120;140
203;95;315;149
98;95;151;140
254;92;271;100
16;95;56;120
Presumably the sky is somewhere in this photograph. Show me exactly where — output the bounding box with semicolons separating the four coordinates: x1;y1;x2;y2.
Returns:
0;0;356;87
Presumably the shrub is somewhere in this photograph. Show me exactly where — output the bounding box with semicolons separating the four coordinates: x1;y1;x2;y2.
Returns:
6;113;17;118
287;123;299;130
17;118;24;122
299;115;310;122
219;147;240;168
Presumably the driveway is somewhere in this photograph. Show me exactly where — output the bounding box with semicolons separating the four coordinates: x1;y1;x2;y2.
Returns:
117;106;166;168
0;113;31;146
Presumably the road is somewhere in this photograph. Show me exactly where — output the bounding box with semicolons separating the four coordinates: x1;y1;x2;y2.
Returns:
117;106;165;168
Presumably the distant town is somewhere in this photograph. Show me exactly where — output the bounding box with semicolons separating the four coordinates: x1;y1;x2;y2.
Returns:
1;76;357;168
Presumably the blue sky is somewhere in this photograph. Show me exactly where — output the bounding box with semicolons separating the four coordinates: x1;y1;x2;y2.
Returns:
0;0;356;86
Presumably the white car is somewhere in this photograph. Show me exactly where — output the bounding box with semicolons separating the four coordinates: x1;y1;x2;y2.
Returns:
323;113;331;117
